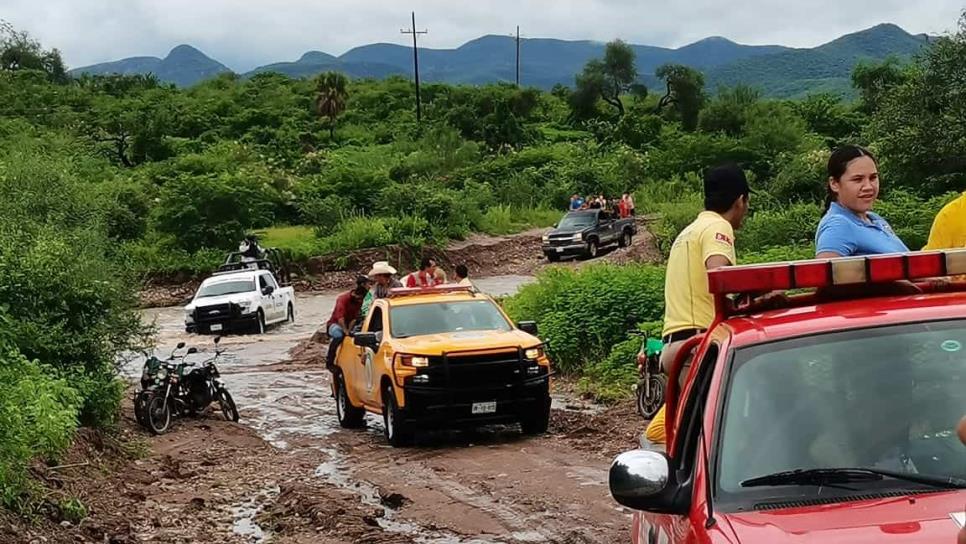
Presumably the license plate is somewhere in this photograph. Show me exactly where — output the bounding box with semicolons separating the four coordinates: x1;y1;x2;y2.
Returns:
556;247;564;253
210;324;223;331
471;401;497;414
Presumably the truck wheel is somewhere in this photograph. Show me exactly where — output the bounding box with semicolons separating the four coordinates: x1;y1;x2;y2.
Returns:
619;229;632;248
336;374;366;429
254;310;266;335
383;386;413;447
286;303;295;323
521;398;551;435
584;240;599;259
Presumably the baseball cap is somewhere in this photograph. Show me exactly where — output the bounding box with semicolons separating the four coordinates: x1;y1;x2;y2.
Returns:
704;163;751;203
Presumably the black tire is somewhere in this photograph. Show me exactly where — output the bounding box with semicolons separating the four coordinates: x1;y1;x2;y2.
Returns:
218;389;240;422
520;398;551;435
584;239;599;259
335;374;366;428
637;375;666;419
286;303;295;323
618;229;632;248
147;395;172;435
383;386;413;447
134;391;151;428
546;253;561;263
253;310;266;335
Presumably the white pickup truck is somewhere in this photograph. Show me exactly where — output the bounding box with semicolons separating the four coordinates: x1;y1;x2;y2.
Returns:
184;269;295;334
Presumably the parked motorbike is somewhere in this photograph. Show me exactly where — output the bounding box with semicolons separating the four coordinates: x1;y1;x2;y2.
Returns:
134;341;186;427
143;336;240;435
631;331;666;419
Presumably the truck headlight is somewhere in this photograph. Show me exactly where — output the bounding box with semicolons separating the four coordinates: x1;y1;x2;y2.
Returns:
571;233;583;242
542;234;549;242
398;354;430;368
524;347;544;360
237;300;254;313
184;311;195;324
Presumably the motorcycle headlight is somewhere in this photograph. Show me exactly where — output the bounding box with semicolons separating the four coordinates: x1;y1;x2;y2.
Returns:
157;368;168;380
571;233;583;241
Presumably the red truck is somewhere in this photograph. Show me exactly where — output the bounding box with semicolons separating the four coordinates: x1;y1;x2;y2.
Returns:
610;250;966;543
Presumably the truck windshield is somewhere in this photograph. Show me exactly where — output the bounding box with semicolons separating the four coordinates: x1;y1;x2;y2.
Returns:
557;213;596;229
196;279;255;298
390;300;512;338
717;319;966;501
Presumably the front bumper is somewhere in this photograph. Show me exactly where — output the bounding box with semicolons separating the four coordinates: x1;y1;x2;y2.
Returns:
186;303;258;333
542;242;586;256
398;349;552;427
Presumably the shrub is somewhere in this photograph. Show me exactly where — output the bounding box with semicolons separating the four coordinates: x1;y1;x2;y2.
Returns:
578;337;641;403
503;264;666;374
874;190;957;251
738;202;822;252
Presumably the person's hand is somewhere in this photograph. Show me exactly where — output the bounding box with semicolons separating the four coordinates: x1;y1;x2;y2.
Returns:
959;416;966;544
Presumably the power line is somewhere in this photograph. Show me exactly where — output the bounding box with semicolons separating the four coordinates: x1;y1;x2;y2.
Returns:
401;12;428;123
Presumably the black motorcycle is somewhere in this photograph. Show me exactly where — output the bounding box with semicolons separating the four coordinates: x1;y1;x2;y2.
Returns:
144;337;240;435
134;341;186;428
631;331;666;419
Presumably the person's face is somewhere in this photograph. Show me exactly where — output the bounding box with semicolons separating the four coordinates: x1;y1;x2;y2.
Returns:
830;156;879;214
427;260;437;274
730;194;750;230
351;290;365;301
375;273;390;286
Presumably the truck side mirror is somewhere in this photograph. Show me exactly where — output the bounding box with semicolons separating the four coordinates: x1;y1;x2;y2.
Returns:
609;450;688;514
517;321;538;335
262;285;275;296
353;332;379;350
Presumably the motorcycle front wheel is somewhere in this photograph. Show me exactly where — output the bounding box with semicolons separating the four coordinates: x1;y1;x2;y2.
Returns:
147;395;172;435
637;374;666;419
218;389;240;422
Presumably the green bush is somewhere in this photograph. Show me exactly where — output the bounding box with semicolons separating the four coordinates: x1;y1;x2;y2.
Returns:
739;202;822;252
874;190;957;251
504;264;666;374
578;337;641;403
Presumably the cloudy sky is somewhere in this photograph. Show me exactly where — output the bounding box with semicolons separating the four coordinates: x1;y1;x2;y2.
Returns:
5;0;963;71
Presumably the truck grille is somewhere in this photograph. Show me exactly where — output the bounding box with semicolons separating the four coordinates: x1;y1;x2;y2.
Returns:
425;350;527;389
193;303;239;323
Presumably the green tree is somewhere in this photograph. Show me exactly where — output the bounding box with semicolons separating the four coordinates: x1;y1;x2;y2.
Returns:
572;40;639;117
655;64;706;131
314;71;349;140
0;21;67;83
698;85;761;136
851;56;910;114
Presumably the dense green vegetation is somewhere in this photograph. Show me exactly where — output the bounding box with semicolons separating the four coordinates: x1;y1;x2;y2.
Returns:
0;11;964;509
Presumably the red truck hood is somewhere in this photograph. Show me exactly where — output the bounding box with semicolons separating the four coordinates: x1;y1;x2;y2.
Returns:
723;491;965;543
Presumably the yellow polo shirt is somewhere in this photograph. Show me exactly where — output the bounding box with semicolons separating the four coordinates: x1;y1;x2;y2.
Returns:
662;211;737;337
923;193;966;251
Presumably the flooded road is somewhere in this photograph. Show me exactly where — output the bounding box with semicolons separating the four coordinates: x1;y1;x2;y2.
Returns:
134;275;632;544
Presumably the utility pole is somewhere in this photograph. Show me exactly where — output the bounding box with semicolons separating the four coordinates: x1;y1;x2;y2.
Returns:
401;12;428;123
515;25;520;87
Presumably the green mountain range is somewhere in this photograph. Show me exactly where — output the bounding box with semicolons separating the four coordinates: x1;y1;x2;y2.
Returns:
70;23;931;97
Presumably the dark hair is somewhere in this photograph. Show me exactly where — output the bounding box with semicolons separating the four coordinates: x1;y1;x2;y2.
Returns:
420;257;435;270
352;285;368;297
825;145;877;212
456;264;468;278
703;163;750;214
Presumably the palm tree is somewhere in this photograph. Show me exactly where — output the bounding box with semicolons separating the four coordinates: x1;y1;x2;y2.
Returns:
314;72;349;140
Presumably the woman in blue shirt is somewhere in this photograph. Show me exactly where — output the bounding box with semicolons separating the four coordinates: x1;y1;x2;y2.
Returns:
815;145;909;258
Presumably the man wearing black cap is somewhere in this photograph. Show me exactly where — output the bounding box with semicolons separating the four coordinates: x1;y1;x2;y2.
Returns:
644;163;750;446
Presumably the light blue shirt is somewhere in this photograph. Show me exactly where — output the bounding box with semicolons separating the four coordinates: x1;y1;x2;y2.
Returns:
815;202;909;257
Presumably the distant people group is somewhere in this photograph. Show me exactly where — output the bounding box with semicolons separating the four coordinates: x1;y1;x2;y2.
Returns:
568;193;635;218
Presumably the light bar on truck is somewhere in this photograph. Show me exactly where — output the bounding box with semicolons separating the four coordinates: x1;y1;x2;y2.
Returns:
707;249;966;295
387;285;475;298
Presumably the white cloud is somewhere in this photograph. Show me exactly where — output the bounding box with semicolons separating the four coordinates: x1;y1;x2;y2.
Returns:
4;0;962;71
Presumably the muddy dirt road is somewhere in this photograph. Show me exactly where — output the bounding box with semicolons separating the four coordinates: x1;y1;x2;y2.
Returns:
110;275;640;543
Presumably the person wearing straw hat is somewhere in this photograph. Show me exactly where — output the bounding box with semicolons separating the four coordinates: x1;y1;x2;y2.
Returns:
361;261;403;318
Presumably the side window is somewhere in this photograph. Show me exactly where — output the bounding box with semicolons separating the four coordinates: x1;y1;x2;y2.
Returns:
258;275;268;290
265;275;279;289
366;307;384;333
673;344;720;473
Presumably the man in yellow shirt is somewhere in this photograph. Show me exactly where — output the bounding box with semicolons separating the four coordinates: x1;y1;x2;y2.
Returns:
923;192;966;250
644;164;751;446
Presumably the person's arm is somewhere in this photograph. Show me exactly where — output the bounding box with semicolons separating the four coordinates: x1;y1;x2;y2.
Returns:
700;224;737;271
815;215;855;259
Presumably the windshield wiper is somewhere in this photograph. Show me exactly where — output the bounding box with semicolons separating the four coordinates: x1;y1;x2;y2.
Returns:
742;467;966;489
